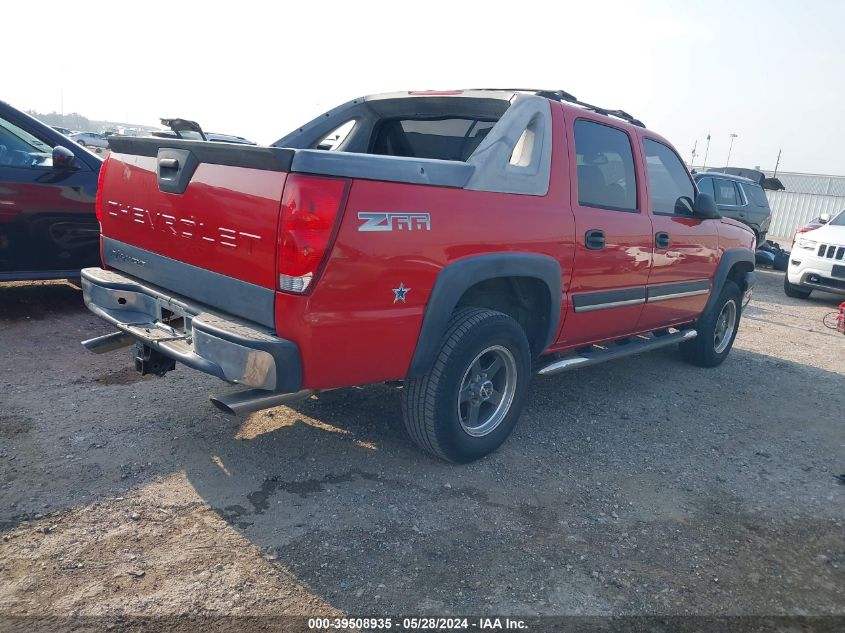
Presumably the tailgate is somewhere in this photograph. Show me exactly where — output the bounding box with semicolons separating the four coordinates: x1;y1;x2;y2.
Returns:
101;137;293;288
99;138;293;324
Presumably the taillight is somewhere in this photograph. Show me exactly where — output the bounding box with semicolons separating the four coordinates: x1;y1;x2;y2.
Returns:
94;154;110;222
277;174;349;294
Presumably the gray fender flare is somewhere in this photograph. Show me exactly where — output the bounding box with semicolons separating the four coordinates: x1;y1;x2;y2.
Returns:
703;247;755;316
407;253;561;377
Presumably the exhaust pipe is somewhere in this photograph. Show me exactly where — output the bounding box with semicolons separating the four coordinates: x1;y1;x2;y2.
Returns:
82;331;135;354
209;388;314;416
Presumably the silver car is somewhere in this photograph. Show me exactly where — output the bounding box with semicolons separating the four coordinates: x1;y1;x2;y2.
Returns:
70;131;109;149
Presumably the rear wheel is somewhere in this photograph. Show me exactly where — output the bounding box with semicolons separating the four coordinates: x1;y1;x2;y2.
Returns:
783;274;812;298
77;140;86;146
681;280;742;367
401;308;531;462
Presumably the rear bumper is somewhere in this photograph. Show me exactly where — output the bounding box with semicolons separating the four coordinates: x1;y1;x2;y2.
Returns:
81;267;301;392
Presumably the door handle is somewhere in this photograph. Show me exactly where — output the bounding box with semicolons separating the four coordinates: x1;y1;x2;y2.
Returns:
158;158;180;170
585;229;605;250
655;231;670;249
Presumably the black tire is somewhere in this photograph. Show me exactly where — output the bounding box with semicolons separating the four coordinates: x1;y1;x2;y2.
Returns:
680;280;742;368
401;308;531;463
77;140;86;146
783;274;812;298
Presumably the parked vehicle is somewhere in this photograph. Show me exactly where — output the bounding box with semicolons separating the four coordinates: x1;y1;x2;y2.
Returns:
51;125;73;136
149;118;256;145
80;89;755;462
694;171;772;246
784;209;845;298
70;132;109;149
0;100;102;281
704;166;784;191
793;214;832;241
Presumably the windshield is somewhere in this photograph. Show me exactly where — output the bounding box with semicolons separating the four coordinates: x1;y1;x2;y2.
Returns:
0;117;54;167
829;210;845;226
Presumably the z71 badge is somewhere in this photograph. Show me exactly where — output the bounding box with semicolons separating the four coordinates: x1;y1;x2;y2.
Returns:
358;212;431;232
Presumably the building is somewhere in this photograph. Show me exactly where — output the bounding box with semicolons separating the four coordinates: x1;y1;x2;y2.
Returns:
760;171;845;239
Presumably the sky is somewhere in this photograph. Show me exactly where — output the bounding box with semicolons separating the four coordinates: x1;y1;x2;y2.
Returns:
5;0;845;175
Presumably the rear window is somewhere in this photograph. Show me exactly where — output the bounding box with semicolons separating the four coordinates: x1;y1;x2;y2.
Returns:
371;118;496;161
742;182;770;208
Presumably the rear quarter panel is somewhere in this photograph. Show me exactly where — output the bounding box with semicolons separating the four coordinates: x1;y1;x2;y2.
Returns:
276;106;575;389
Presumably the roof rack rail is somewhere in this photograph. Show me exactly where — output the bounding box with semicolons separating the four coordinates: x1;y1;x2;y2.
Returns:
472;88;645;128
535;90;646;128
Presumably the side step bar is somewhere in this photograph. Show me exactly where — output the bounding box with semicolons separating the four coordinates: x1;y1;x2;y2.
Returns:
537;329;697;377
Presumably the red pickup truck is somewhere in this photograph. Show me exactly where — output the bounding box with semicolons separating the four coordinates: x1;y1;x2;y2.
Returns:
81;89;754;462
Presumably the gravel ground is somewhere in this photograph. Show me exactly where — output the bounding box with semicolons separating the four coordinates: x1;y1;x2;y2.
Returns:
0;268;843;624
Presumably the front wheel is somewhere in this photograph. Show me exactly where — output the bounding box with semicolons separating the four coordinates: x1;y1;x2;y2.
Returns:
401;308;531;462
681;280;742;367
783;274;812;298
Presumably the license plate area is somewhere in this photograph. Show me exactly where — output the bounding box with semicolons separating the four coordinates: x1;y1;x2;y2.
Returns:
832;264;845;280
154;299;193;339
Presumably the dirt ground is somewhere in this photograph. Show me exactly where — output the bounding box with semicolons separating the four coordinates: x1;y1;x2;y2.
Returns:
1;268;843;626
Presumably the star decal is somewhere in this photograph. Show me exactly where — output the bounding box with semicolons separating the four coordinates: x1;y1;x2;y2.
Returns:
392;282;411;303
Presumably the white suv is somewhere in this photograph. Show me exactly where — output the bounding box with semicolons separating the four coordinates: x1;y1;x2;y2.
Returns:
785;210;845;298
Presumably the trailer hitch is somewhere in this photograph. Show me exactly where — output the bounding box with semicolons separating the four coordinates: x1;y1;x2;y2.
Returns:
134;343;176;377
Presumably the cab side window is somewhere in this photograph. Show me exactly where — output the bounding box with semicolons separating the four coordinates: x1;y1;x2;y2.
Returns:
574;120;638;212
642;138;695;215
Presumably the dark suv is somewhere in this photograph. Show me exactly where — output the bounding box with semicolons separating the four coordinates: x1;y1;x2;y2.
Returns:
0;101;102;281
694;172;772;246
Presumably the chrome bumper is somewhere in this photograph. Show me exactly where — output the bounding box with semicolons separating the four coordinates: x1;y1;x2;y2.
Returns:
80;267;302;392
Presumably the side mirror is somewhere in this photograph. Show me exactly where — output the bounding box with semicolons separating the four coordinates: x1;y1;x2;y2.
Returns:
819;213;831;224
692;192;721;219
52;145;76;170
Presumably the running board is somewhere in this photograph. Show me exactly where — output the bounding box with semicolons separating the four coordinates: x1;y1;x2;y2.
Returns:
536;329;698;377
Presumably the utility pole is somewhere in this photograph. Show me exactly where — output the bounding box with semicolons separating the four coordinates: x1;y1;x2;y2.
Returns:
702;133;711;169
690;140;698;168
726;133;739;167
773;149;782;177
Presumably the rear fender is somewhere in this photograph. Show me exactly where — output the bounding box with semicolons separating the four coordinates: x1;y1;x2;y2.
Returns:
407;253;561;376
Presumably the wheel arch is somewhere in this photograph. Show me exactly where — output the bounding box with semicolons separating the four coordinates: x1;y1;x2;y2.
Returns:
407;253;561;377
703;247;754;317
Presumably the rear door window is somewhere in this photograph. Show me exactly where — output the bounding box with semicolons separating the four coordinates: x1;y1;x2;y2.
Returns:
715;179;740;205
574;119;638;212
